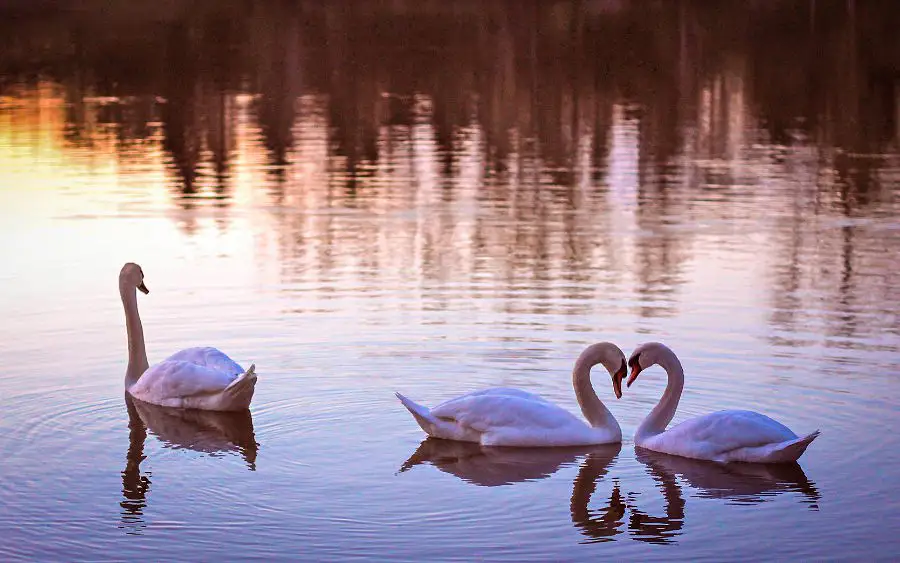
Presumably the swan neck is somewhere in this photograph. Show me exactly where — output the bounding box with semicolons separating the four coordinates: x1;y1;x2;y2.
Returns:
572;356;619;434
635;350;684;442
121;283;149;387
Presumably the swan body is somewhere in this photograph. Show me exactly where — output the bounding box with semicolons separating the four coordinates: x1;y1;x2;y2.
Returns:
637;409;818;464
395;342;627;447
119;263;257;411
128;347;257;410
627;342;819;464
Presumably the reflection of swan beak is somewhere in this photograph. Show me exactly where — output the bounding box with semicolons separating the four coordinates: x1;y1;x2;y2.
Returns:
612;365;626;399
138;282;149;294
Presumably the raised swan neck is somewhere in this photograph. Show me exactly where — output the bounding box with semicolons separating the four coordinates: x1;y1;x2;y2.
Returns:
120;282;149;387
572;351;620;435
635;346;684;443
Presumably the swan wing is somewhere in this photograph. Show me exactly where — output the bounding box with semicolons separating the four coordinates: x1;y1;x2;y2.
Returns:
648;410;799;460
431;393;588;442
163;347;244;375
451;387;553;404
130;360;240;402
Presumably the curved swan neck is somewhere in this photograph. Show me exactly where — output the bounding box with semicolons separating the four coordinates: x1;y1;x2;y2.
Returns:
635;348;684;442
120;283;149;387
572;354;619;432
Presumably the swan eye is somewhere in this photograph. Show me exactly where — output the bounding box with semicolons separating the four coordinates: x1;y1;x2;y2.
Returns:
628;355;641;370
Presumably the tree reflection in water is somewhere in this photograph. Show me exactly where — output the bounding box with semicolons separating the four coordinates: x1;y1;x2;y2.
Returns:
1;1;897;333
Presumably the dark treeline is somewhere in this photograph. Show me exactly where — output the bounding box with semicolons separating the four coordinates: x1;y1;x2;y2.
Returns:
0;0;898;200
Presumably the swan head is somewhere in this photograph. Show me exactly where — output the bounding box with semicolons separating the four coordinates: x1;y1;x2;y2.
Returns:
120;262;149;295
626;342;674;387
576;342;628;399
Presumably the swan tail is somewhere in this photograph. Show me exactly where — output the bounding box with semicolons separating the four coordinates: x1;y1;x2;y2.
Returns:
223;364;257;408
395;392;436;428
227;364;257;387
767;430;820;463
395;392;458;438
395;392;474;442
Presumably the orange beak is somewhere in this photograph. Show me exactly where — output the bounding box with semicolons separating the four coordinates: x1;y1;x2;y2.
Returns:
612;363;626;399
626;364;641;388
138;282;149;294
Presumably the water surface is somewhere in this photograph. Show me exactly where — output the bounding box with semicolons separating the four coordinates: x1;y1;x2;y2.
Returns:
1;1;899;560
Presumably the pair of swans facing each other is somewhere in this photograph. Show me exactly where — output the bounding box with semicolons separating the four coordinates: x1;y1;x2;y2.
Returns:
120;263;257;412
400;438;819;544
397;342;820;464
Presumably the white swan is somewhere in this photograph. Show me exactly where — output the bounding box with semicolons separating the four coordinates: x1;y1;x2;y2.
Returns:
626;342;819;463
119;263;257;411
395;342;627;447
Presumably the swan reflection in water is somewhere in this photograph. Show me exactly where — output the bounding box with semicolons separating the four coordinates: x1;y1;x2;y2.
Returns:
400;439;626;539
569;449;630;542
575;448;820;544
398;439;819;546
634;447;820;508
399;437;621;487
120;396;258;533
571;447;820;545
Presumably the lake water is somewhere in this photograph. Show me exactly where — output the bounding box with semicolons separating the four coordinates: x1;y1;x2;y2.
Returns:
1;1;899;560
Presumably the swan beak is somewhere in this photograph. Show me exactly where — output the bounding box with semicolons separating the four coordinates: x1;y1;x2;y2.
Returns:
137;282;149;294
626;365;641;388
612;364;626;399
